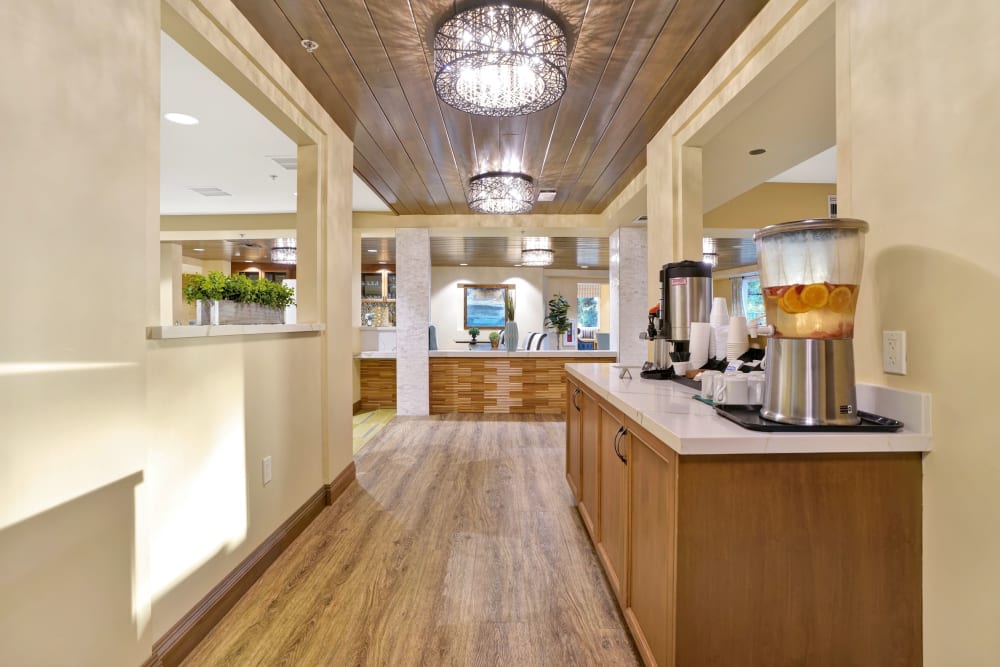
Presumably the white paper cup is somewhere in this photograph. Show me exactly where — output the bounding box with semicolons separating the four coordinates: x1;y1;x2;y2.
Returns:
710;297;730;326
715;374;749;405
672;361;691;376
689;322;711;368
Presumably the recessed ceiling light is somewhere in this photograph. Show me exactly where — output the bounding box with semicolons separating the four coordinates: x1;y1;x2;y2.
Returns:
244;260;252;263
367;249;377;253
301;39;319;52
580;265;589;269
749;148;766;156
378;261;387;265
514;263;522;267
193;248;204;252
164;112;199;125
459;263;468;266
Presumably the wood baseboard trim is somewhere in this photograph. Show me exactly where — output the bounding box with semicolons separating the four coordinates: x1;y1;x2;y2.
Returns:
327;460;357;505
146;461;357;667
352;399;362;414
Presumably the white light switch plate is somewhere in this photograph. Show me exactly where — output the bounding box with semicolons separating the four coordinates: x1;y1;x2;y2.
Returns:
883;330;907;375
262;456;272;485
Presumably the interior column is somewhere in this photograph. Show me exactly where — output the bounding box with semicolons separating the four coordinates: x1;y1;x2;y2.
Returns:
395;228;431;415
610;227;648;366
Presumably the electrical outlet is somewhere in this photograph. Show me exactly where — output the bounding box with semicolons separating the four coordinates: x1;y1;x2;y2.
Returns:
883;330;907;375
262;456;272;485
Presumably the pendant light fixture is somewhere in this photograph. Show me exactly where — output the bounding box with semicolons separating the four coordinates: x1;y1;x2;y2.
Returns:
270;238;297;264
468;172;534;214
521;236;554;267
433;4;568;116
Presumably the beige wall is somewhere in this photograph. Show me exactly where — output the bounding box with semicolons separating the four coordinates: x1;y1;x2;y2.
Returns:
838;0;1000;662
431;267;545;350
641;0;1000;662
0;1;354;664
704;182;836;229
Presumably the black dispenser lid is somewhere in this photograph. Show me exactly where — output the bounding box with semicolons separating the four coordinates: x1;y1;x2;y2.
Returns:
662;260;712;279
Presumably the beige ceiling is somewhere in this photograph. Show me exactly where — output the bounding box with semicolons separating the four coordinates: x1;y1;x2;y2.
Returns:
178;238;293;263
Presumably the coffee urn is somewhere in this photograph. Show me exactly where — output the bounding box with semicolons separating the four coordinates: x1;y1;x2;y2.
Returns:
641;260;713;379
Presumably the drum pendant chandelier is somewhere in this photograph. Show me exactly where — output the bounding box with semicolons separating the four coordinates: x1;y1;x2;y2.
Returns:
468;172;534;214
433;4;568;116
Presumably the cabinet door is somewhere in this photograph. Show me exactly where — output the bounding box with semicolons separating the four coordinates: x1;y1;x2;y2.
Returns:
626;421;677;667
577;390;600;541
565;382;582;500
597;403;628;605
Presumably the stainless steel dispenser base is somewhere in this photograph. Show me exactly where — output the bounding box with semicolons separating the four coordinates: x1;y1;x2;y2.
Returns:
762;338;860;426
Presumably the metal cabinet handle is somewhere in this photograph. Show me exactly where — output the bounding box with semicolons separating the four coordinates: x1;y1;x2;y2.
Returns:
613;426;627;464
572;387;581;411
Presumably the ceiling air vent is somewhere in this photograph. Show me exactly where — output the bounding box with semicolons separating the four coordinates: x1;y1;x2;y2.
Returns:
633;215;648;224
537;189;557;202
190;187;231;197
269;156;298;170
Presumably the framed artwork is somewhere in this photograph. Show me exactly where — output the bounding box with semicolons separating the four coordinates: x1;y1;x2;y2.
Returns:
463;284;511;329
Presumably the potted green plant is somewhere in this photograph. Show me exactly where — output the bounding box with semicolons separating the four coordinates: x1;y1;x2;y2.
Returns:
503;289;518;351
546;294;571;349
468;327;480;342
489;331;500;349
183;271;295;325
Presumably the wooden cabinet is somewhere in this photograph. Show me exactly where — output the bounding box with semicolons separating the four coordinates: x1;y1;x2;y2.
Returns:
565;382;582;500
624;417;676;667
597;403;628;605
577;388;600;541
563;377;921;667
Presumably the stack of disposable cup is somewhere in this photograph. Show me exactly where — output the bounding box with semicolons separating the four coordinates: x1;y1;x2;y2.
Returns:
727;315;750;360
689;322;711;369
710;297;729;326
709;297;729;360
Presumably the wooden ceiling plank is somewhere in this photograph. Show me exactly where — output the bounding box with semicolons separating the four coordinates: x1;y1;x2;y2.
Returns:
469;116;502;176
232;0;423;214
529;1;632;193
545;0;680;207
574;0;769;214
553;0;726;213
318;0;460;213
499;116;528;176
532;1;637;186
363;0;473;208
272;0;441;213
353;150;405;213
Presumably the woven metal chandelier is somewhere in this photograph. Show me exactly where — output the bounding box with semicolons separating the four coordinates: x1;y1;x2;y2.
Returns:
468;172;534;214
521;236;554;266
433;4;568;116
270;238;296;264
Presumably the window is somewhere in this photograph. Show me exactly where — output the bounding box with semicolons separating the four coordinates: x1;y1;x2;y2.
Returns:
740;274;766;326
577;283;600;328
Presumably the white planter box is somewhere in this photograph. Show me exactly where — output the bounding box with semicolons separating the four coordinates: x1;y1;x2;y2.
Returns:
196;300;285;325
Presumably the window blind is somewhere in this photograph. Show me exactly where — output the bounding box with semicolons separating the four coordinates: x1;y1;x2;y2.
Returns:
577;283;601;299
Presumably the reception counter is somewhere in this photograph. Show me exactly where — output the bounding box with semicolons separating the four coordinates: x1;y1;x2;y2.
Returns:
429;350;616;415
355;350;617;414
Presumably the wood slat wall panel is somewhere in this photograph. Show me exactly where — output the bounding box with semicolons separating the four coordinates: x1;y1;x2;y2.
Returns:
430;356;615;415
360;359;397;409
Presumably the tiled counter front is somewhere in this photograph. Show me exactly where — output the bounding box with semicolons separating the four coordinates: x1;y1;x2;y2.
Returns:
430;354;616;415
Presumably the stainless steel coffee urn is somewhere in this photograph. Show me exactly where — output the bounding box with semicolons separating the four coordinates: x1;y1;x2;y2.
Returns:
642;260;713;379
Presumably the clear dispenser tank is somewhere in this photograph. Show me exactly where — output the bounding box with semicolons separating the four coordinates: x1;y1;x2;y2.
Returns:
754;218;869;339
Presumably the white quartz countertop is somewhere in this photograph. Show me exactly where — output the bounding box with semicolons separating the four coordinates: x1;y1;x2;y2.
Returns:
355;351;396;359
566;363;932;456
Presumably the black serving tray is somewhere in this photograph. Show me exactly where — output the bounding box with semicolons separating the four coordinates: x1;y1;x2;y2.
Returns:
713;404;904;432
669;375;702;391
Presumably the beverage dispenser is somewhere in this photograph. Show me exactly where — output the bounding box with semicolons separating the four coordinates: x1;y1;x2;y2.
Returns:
754;218;868;425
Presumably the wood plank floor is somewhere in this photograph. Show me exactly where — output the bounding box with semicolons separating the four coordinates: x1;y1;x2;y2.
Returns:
183;414;640;666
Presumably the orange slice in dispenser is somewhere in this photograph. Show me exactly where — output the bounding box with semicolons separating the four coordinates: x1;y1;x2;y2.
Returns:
779;285;810;313
800;283;830;309
829;285;853;313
